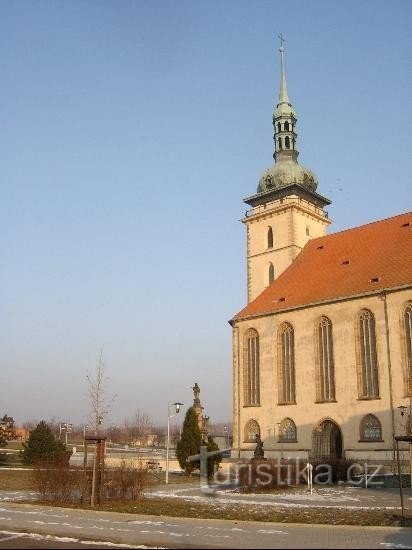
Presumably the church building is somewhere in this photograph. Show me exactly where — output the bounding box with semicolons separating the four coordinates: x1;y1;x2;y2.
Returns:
230;44;412;464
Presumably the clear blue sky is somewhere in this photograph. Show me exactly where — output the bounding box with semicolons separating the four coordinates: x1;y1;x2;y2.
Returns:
1;1;411;428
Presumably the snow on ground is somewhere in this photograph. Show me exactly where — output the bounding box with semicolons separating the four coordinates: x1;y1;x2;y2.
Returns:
0;490;37;501
146;486;401;511
0;530;155;548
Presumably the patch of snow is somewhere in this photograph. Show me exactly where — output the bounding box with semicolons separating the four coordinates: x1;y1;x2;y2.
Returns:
380;543;412;549
257;529;288;535
0;530;153;548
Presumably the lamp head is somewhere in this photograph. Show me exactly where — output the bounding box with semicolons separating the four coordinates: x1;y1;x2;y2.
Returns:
173;402;184;414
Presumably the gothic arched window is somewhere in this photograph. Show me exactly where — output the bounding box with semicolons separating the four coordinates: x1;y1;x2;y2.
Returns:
244;419;260;442
277;322;296;404
278;418;297;442
315;317;335;402
284;121;290;131
243;329;260;406
357;309;380;399
360;414;382;441
278;137;282;150
268;263;275;284
267;226;273;249
285;136;290;149
403;302;412;396
277;122;281;133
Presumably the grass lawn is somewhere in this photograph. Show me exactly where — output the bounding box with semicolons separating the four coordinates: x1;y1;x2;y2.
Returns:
41;495;404;527
0;469;34;491
146;471;198;486
3;465;407;527
5;441;24;451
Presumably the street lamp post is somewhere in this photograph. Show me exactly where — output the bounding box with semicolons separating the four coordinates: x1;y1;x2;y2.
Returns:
166;402;183;485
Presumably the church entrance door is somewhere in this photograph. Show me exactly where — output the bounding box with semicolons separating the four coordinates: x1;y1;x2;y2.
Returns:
311;419;343;459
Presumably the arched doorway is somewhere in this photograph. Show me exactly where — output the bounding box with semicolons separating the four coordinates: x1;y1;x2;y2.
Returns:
312;419;343;459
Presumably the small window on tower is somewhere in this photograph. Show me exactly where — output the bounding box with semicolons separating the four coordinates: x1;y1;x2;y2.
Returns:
268;263;275;284
285;136;290;149
278;137;282;150
277;122;281;133
267;227;273;249
306;226;310;236
284;121;290;131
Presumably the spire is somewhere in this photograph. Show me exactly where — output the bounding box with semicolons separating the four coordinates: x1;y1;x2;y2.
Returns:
278;34;290;105
273;34;297;163
255;38;323;197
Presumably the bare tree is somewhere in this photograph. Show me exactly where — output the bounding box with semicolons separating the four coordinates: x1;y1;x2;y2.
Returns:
131;409;153;446
122;410;153;446
86;350;116;435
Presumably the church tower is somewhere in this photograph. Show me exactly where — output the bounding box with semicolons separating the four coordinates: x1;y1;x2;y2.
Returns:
243;39;331;302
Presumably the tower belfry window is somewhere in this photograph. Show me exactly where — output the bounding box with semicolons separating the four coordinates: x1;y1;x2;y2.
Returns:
285;136;290;149
277;122;281;133
278;137;282;150
268;263;275;284
267;226;273;249
284;121;290;131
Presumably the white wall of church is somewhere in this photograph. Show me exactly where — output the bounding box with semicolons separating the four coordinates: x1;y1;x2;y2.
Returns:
232;288;412;463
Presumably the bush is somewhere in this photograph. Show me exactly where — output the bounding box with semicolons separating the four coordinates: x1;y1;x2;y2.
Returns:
206;436;222;479
310;457;356;483
238;459;300;492
22;421;71;466
176;407;201;475
106;459;147;500
32;462;82;503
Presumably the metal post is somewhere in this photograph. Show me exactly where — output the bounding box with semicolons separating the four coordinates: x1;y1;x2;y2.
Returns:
166;405;170;485
91;444;97;507
82;440;88;505
98;440;105;505
410;442;412;492
396;440;405;525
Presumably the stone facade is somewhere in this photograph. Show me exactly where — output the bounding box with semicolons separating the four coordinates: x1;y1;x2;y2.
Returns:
231;288;412;463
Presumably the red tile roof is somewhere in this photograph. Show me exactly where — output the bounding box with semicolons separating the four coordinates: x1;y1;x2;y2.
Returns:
234;212;412;320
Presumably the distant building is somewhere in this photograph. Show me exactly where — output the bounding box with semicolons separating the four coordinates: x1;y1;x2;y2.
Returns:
229;44;412;465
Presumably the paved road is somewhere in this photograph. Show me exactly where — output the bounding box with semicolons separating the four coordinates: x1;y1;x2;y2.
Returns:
0;502;411;548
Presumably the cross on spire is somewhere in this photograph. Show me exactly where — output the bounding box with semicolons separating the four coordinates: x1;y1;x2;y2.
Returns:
278;33;285;49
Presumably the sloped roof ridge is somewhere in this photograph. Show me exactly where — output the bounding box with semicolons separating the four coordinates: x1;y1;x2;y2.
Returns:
233;210;412;321
316;210;412;243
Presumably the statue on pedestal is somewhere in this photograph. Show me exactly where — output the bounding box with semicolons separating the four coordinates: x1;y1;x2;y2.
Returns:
192;382;209;439
253;433;264;459
192;382;201;403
